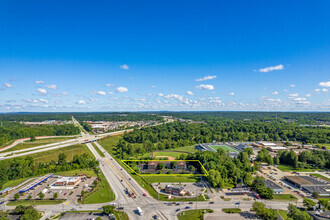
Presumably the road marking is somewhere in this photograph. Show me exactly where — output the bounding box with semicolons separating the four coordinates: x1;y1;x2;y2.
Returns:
65;201;70;205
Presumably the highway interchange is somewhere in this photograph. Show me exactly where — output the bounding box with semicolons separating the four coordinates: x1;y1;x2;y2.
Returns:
1;118;300;220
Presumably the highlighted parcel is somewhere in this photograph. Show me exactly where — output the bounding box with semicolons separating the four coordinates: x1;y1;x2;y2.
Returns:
121;160;209;177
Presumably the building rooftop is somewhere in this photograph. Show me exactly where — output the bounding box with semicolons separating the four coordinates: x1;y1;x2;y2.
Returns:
303;185;330;195
165;185;184;190
0;187;12;194
55;177;80;182
284;176;327;186
265;179;284;190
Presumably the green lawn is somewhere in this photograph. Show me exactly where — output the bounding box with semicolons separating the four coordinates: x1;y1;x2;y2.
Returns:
54;169;97;177
273;194;298;201
28;144;94;163
91;143;105;157
278;209;288;220
114;211;129;220
97;134;123;155
143;175;200;183
177;209;213;220
169;146;197;153
79;170;115;204
309;173;330;183
7;199;65;206
2;137;74;153
207;145;238;153
277;164;323;172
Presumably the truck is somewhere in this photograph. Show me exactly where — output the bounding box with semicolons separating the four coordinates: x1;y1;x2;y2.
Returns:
137;207;143;215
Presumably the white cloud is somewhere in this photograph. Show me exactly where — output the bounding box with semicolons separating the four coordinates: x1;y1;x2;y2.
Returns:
289;93;299;97
37;88;47;94
39;99;48;103
196;75;217;81
258;64;284;73
61;92;68;95
272;91;279;95
290;84;295;88
151;85;156;88
187;91;194;96
315;88;321;92
4;83;12;88
96;91;106;95
106;83;114;87
46;85;57;89
108;91;114;95
158;93;164;97
319;81;330;87
229;92;235;96
116;87;128;93
77;100;86;105
264;98;281;102
305;94;311;97
321;88;328;92
34;81;45;84
195;84;214;90
293;97;306;101
283;89;289;92
120;64;129;70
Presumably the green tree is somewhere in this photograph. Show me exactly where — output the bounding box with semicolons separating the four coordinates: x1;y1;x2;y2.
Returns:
288;204;312;220
303;197;316;210
14;193;20;200
102;205;115;215
39;192;45;199
312;191;319;199
157;163;165;170
53;192;58;199
27;195;32;200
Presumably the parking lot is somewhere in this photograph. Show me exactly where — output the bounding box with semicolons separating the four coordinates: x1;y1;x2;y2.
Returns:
152;182;208;197
9;175;96;201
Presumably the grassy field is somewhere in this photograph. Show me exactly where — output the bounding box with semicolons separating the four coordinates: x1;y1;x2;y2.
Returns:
143;175;200;183
0;177;32;191
2;137;74;153
277;164;323;172
207;145;238;152
273;194;298;201
170;146;197;153
28;144;94;163
7;199;65;206
113;211;129;220
177;209;213;220
309;173;330;182
79;170;115;204
97;134;123;155
154;151;188;158
278;209;288;220
54;169;97;177
91;143;105;157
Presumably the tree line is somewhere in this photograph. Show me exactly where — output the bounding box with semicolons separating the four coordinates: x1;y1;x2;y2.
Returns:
0;122;80;147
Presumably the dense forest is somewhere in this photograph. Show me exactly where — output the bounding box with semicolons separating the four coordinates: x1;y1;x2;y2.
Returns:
0;122;80;147
0;153;98;189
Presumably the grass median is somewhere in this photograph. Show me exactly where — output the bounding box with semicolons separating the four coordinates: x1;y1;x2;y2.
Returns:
7;199;65;206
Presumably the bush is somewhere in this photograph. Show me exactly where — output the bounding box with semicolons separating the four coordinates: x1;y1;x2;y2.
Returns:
222;208;241;213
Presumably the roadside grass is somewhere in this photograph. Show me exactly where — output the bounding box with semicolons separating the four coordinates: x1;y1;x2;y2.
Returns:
273;194;298;201
91;143;105;157
0;177;32;191
277;164;323;172
78;170;115;204
309;173;330;183
2;137;74;153
0;140;15;150
54;169;97;177
222;208;241;213
278;209;288;220
143;175;199;183
28;144;94;163
114;211;129;220
97;134;123;155
220;196;231;201
7;199;65;206
177;209;213;220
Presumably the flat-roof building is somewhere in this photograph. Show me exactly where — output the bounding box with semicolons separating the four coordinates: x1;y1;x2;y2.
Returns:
54;177;81;186
165;185;185;196
284;176;327;188
19;173;53;194
0;187;13;195
265;179;284;194
267;146;288;152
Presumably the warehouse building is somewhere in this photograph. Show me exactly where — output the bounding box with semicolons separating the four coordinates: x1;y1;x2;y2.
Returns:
265;180;284;194
303;185;330;197
284;176;327;188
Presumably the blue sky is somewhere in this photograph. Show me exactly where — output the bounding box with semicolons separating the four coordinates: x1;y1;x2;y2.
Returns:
0;0;329;112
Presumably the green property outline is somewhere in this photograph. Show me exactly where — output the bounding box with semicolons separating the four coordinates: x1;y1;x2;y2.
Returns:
121;159;209;177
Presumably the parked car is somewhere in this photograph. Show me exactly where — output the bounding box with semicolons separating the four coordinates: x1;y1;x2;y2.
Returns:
185;206;191;209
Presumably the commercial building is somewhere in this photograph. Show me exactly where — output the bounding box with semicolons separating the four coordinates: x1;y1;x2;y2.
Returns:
303;185;330;197
265;180;284;194
284;176;327;188
164;185;185;196
19;173;53;194
0;187;14;195
253;142;276;148
54;177;81;186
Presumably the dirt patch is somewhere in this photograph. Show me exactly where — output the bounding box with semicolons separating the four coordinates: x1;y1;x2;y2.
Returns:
155;156;176;160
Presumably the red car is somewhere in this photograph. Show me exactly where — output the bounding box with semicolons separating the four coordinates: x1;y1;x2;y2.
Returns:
143;193;147;196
